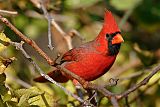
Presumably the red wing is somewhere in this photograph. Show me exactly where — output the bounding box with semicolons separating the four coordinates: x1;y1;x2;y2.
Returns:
61;49;75;62
61;42;97;63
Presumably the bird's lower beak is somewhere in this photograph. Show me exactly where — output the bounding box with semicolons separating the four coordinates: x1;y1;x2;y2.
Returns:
112;33;124;45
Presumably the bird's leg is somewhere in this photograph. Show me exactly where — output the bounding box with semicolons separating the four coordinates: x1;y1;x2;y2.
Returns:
76;85;84;100
72;79;84;100
72;79;98;106
73;80;97;107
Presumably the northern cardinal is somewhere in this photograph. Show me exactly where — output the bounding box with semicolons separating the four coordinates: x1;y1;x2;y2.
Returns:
34;10;124;83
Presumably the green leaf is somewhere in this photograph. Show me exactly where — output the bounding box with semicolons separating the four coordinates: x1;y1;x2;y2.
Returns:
28;92;55;107
18;93;30;106
0;32;10;43
13;87;55;106
2;94;12;102
16;87;44;106
14;87;44;98
0;44;7;53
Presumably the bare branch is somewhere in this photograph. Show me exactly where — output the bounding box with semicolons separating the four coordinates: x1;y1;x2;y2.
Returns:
30;0;41;8
0;12;91;105
117;64;160;99
0;15;54;65
30;0;71;54
0;9;18;16
110;97;119;107
40;0;54;50
9;41;84;103
8;75;32;88
129;78;160;104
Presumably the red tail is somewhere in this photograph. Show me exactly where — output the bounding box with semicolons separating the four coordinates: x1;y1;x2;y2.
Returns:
34;70;69;83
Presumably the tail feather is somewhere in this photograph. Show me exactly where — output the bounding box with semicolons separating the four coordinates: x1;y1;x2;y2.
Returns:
34;70;69;83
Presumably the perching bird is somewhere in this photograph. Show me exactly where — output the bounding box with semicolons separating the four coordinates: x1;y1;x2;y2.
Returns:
34;10;124;83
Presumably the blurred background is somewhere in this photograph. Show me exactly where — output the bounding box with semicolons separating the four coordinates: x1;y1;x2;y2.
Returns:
0;0;160;107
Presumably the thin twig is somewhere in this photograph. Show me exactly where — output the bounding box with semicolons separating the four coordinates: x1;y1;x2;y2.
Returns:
111;58;141;79
119;69;149;81
30;0;41;8
0;15;54;65
88;91;97;103
117;64;160;99
129;78;160;104
41;93;50;107
9;41;84;103
111;97;119;107
125;96;130;107
30;0;73;54
0;9;18;16
40;0;54;50
9;76;32;88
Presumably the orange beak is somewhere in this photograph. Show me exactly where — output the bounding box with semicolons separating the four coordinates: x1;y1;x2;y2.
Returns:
112;33;124;45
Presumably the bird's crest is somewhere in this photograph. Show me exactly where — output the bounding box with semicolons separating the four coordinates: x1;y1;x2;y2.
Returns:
103;10;120;33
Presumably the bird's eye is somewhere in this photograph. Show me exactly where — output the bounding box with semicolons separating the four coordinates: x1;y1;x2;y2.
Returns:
106;34;109;38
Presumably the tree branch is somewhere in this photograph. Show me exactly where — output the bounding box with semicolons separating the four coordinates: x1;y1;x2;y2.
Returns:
0;9;17;16
40;0;54;50
111;97;120;107
117;64;160;99
9;41;84;103
0;15;54;65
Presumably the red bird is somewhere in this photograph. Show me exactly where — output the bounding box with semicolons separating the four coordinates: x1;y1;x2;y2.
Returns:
34;10;124;83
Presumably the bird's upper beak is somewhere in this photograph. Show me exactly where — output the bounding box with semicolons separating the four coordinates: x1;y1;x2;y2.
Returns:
112;33;124;45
